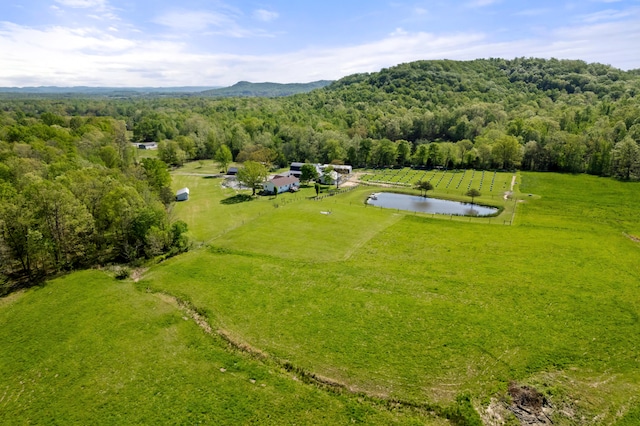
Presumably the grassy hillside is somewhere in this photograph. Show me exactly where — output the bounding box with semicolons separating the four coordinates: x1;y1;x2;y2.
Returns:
142;172;640;422
2;171;640;424
0;270;438;424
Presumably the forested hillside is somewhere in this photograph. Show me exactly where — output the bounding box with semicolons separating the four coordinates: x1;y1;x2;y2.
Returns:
200;80;332;98
6;58;636;176
1;57;640;284
0;113;188;290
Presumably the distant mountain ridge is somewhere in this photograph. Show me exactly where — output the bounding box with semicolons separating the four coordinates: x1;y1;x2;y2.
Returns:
0;86;219;95
200;80;333;98
0;81;333;97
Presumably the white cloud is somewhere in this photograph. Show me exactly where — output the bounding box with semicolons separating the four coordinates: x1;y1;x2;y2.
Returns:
465;0;500;8
153;10;236;32
54;0;108;8
1;8;639;88
390;27;408;36
514;8;549;17
153;9;274;38
253;9;279;22
53;0;118;21
578;8;635;23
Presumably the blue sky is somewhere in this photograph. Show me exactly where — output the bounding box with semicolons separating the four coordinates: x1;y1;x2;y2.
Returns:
1;0;639;87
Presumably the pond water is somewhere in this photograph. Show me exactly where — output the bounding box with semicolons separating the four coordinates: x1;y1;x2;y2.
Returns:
366;192;499;217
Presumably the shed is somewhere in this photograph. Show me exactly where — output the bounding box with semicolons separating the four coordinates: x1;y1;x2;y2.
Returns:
290;162;305;172
176;187;190;201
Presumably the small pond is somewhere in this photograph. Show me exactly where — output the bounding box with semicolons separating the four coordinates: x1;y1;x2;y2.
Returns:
366;192;499;217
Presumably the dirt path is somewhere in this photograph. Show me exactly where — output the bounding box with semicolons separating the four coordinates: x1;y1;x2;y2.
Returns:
503;174;517;200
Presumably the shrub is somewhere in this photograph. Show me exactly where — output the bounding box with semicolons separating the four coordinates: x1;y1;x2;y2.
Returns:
114;266;131;280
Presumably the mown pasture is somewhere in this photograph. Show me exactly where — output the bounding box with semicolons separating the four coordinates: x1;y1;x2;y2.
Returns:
2;170;639;424
150;171;640;423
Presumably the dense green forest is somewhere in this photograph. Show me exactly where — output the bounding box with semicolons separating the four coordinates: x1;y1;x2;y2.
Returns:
1;57;640;284
0;113;188;288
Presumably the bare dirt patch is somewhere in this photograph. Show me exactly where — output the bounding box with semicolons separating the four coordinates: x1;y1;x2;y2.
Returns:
503;174;517;200
482;382;558;425
0;289;26;307
131;268;148;282
507;382;554;425
624;233;640;244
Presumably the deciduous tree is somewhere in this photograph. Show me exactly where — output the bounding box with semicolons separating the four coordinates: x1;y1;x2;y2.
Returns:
237;161;268;196
466;188;481;204
214;145;233;173
611;137;640;180
415;180;434;197
300;163;319;184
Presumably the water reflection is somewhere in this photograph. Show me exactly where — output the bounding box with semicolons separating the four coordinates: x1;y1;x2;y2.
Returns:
366;192;498;217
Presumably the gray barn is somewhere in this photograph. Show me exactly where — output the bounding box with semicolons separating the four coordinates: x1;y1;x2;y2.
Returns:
176;187;190;201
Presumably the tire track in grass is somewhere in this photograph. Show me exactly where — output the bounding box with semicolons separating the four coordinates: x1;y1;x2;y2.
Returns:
341;213;404;261
151;291;455;422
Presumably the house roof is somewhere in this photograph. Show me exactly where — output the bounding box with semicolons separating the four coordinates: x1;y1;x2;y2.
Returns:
269;176;299;186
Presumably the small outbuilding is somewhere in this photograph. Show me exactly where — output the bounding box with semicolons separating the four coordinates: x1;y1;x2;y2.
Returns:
320;169;339;185
137;142;158;150
176;187;190;201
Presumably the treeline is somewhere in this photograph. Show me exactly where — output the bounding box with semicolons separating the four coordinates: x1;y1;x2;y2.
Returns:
9;58;636;179
0;113;188;285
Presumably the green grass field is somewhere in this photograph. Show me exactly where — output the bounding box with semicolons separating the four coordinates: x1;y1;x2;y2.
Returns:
0;271;439;424
2;168;640;424
359;168;513;198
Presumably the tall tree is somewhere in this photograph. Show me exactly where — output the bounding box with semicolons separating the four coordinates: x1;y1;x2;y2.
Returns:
237;161;268;196
611;137;640;180
358;138;373;167
396;140;412;166
492;135;522;170
416;180;433;197
214;145;233;173
372;139;398;167
465;188;481;205
25;180;95;270
142;158;171;191
300;163;319;184
0;190;38;276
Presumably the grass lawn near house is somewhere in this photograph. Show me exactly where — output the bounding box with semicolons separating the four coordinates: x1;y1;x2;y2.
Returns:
173;159;228;175
131;146;158;160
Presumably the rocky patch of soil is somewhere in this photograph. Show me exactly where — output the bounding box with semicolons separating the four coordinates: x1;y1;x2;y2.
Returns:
507;382;554;425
